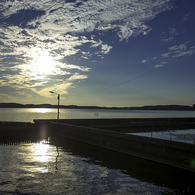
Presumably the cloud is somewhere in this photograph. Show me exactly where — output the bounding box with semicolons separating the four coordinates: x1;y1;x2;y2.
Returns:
1;0;174;55
0;0;174;98
155;64;163;68
142;59;148;63
161;52;171;58
160;28;178;42
90;39;112;55
0;93;19;102
168;43;194;57
182;13;190;22
67;73;88;81
3;9;45;28
0;0;174;43
101;44;112;54
154;61;167;68
65;64;91;72
172;50;194;57
90;39;103;48
15;90;31;98
32;82;72;98
169;44;187;51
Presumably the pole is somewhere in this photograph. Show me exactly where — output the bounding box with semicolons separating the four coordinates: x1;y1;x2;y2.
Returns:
49;91;60;120
57;94;60;120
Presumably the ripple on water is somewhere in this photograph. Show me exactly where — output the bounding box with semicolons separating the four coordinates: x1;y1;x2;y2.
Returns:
0;140;187;195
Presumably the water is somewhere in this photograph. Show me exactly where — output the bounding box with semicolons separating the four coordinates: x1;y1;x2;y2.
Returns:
1;136;194;195
1;108;195;194
0;108;195;122
129;129;195;144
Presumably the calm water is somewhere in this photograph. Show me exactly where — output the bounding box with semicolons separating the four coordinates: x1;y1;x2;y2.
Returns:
1;108;195;194
0;108;195;122
1;136;195;195
129;129;195;144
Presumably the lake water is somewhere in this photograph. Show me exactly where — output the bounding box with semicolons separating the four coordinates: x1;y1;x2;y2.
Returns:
129;129;195;144
1;136;195;195
0;108;195;122
1;108;195;194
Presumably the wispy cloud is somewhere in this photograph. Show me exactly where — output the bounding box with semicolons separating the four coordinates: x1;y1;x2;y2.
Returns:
141;41;194;69
0;93;19;102
141;59;148;63
32;82;73;98
65;64;91;72
169;44;187;51
172;50;194;57
182;13;190;22
169;43;194;57
160;28;178;42
67;73;88;81
155;62;167;68
0;0;174;98
161;52;171;58
155;64;163;68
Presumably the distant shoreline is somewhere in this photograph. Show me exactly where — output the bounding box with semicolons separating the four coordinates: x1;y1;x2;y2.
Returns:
0;103;194;111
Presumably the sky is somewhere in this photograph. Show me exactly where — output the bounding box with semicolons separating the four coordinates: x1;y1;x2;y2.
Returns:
0;0;195;107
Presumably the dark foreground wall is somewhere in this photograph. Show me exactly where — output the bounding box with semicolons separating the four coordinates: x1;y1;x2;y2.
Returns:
0;121;50;138
49;121;195;172
35;118;195;127
34;118;195;133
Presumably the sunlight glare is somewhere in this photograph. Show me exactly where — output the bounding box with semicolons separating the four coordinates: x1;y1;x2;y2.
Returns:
31;140;54;163
19;141;57;173
33;108;52;113
28;49;58;76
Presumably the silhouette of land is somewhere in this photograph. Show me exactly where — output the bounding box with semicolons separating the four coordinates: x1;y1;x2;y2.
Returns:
0;103;194;111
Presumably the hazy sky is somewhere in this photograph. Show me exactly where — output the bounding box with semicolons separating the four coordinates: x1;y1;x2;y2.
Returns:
0;0;195;107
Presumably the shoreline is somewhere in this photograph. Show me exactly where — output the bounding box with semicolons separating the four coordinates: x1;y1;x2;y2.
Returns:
0;103;194;111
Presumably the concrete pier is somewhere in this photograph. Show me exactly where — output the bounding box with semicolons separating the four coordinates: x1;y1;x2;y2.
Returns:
2;118;195;172
0;121;50;138
47;120;195;172
34;117;195;127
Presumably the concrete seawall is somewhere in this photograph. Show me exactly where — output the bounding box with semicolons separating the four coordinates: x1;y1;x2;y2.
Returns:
2;118;195;172
0;121;50;138
34;117;195;127
48;120;195;172
34;117;195;133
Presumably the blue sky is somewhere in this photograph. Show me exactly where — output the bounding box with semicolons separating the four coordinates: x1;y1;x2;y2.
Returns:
0;0;195;107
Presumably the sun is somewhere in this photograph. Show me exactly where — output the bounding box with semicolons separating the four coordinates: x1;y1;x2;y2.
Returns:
28;48;57;76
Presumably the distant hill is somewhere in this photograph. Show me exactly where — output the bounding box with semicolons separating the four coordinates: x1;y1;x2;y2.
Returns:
127;105;194;111
0;103;194;111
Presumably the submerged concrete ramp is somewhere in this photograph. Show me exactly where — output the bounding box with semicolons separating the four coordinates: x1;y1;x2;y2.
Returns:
47;120;195;172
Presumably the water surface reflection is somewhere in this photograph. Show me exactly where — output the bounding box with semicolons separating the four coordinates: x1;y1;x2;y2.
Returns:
0;136;194;194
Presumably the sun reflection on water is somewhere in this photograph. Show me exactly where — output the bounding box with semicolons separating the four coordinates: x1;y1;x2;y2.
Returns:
29;108;53;113
20;140;57;173
31;140;53;162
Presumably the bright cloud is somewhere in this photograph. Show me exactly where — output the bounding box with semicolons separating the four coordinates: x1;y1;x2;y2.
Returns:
32;82;72;98
65;65;91;72
0;0;175;101
67;73;88;81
